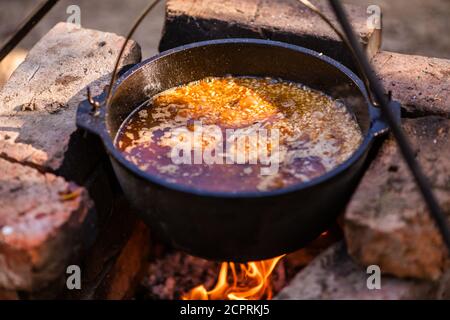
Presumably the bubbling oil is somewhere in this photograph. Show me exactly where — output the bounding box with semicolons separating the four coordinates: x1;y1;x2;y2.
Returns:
115;76;363;193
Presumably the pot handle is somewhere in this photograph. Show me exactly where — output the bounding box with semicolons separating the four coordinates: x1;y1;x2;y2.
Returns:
76;92;107;138
77;61;139;137
370;100;401;137
78;0;160;134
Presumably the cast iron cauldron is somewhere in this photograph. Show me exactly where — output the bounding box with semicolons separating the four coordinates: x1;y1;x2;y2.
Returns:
77;39;399;262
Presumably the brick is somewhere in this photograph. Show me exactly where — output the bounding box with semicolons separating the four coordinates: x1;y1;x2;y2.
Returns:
344;116;450;280
160;0;381;69
0;158;92;291
0;22;141;183
0;23;144;294
275;242;443;300
93;221;150;300
372;51;450;117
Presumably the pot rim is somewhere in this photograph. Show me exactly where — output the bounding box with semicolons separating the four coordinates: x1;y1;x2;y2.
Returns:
81;38;383;199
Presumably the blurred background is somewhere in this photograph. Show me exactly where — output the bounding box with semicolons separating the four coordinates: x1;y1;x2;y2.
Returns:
0;0;449;85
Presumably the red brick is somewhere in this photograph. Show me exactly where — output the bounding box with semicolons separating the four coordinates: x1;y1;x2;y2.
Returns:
160;0;381;69
372;51;450;117
344;117;450;280
0;158;91;291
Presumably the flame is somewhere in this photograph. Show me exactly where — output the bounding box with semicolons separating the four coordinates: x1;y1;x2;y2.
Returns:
182;255;284;300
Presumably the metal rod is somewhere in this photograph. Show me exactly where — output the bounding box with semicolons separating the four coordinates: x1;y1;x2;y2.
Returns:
0;0;60;62
295;0;377;106
102;0;162;108
328;0;450;253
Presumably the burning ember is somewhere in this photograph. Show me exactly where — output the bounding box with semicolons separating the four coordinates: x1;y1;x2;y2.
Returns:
182;256;284;300
139;226;340;300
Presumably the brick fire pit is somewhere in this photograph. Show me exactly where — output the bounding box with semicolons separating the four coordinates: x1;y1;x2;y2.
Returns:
0;0;449;300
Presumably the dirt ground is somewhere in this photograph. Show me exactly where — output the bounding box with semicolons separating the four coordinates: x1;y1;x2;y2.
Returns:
0;0;449;59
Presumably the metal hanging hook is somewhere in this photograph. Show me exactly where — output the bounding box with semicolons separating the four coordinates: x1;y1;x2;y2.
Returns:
86;86;100;112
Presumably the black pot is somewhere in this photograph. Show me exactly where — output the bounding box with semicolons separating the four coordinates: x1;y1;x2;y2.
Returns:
77;39;400;262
